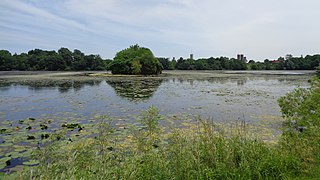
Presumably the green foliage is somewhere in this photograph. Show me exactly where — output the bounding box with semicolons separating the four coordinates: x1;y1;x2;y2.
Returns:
140;106;161;133
0;50;13;70
278;77;320;126
316;65;320;78
157;57;170;70
109;44;162;75
174;56;247;70
278;77;320;177
165;54;320;71
0;48;109;71
1;47;320;71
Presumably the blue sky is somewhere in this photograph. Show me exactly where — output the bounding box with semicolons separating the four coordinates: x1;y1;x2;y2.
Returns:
1;0;320;60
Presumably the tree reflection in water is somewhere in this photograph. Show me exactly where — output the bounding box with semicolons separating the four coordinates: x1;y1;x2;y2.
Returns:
0;79;103;93
105;79;163;101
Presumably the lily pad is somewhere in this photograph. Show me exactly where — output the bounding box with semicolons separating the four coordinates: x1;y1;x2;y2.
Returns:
0;129;7;134
0;157;11;168
22;159;39;166
5;152;21;159
0;142;13;147
0;162;6;169
62;123;80;129
1;120;12;126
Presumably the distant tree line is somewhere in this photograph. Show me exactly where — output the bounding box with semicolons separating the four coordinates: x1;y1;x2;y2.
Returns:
0;48;111;71
157;54;320;71
1;48;320;71
248;55;320;70
158;57;251;70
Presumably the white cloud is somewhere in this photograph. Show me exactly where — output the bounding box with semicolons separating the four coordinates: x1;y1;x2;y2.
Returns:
0;0;320;60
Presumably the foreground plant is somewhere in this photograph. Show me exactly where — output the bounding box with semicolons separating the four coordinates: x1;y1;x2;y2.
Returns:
278;77;320;177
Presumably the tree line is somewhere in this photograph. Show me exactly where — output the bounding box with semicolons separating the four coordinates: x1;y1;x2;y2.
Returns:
157;57;247;70
157;55;320;71
1;47;320;71
0;48;111;71
248;55;320;70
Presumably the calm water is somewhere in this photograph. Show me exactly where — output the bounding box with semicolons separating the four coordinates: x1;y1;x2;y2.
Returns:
0;71;312;125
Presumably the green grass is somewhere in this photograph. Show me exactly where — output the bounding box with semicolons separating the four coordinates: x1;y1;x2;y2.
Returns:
3;78;320;179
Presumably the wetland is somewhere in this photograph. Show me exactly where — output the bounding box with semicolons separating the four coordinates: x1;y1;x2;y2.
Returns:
0;70;314;172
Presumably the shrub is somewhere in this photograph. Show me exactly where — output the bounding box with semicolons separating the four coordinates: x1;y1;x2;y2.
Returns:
278;77;320;177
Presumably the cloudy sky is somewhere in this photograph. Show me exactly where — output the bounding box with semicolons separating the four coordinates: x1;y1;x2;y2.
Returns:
0;0;319;60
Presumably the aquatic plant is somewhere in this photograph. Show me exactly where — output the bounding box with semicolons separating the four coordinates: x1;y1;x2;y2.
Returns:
3;99;319;179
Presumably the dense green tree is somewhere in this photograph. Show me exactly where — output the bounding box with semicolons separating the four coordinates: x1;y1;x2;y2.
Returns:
195;59;209;70
157;58;170;70
109;45;162;75
58;47;73;69
264;59;272;70
0;50;13;70
12;53;28;70
168;59;176;70
285;60;295;70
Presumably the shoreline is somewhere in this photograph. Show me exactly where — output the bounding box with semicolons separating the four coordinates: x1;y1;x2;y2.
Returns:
0;70;315;77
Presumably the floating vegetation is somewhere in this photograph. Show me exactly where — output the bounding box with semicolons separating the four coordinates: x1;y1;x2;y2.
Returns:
41;134;49;139
27;136;35;140
22;159;39;166
0;129;7;134
40;124;48;130
0;157;11;169
61;123;81;129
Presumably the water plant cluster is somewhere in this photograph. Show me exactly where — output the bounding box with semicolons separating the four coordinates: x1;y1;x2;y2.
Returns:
2;76;320;179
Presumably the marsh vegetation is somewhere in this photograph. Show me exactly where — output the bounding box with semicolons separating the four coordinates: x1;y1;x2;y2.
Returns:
0;70;318;178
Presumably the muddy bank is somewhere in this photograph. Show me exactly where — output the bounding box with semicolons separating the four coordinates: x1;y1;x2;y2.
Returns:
0;71;109;79
1;70;315;77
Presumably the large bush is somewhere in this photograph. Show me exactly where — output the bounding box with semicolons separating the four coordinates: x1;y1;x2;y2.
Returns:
109;45;162;75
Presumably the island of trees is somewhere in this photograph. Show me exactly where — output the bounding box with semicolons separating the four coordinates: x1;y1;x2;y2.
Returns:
1;46;320;71
108;45;162;75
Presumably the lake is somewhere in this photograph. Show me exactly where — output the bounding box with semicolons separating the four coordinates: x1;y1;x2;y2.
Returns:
0;70;314;171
